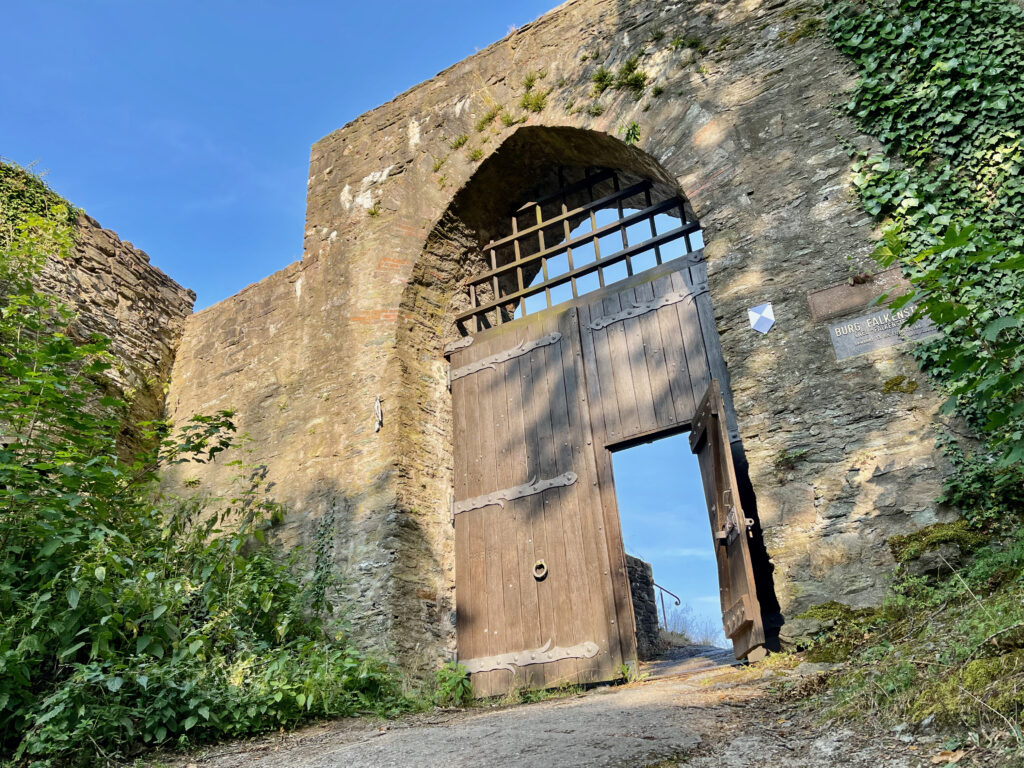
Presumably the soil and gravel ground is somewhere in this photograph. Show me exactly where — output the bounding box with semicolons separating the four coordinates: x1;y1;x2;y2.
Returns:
153;646;1011;768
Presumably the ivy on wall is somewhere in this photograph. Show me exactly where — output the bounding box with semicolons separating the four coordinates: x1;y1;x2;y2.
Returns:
0;161;76;252
828;0;1024;522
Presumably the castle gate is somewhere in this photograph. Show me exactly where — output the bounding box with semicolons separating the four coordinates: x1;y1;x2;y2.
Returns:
446;168;765;696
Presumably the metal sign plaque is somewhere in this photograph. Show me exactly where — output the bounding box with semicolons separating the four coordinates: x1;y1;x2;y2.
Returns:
829;304;940;361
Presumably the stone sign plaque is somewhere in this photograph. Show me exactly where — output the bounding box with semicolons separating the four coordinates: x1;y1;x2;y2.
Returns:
829;304;940;361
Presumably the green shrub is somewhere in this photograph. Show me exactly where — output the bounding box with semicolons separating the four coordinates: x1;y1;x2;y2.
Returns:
0;171;411;765
828;0;1024;477
621;121;641;145
432;662;472;707
474;105;501;132
614;56;647;98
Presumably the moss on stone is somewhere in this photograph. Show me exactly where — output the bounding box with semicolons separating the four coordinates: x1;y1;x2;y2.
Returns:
795;601;881;663
888;520;988;564
910;650;1024;726
783;17;823;45
881;375;918;394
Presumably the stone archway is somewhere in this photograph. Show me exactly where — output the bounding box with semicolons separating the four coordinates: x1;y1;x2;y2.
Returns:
166;0;953;680
395;126;780;693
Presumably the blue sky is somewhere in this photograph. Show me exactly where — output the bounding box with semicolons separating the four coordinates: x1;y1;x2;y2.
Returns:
0;0;556;309
612;436;725;645
1;1;724;645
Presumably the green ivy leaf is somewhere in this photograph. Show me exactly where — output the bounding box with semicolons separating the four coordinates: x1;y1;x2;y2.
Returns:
982;316;1020;340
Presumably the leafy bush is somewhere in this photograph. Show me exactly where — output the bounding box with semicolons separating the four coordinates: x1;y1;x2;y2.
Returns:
0;172;410;766
828;0;1024;515
613;56;647;99
802;5;1024;743
519;89;548;114
432;662;472;707
591;66;613;95
591;57;648;100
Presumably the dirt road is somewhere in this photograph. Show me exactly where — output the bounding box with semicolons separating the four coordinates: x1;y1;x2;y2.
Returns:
159;650;934;768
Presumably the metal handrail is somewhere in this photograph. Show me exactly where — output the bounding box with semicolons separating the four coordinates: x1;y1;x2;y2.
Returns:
653;582;681;629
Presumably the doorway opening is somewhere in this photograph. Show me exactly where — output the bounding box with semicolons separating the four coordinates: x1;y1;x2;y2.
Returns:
611;432;727;660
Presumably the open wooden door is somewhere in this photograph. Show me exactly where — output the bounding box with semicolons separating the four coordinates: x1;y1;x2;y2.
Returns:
449;308;633;697
689;380;765;660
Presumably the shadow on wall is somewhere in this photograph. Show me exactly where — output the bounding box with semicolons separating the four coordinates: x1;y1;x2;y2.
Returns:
164;453;454;677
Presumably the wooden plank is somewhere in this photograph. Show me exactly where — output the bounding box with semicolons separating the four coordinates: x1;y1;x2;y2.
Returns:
503;325;545;692
545;310;598;683
690;261;740;441
620;283;659;434
576;300;641;667
651;272;696;423
669;269;711;404
601;291;642;439
560;309;623;678
633;279;677;429
690;383;765;659
493;344;526;693
580;299;621;445
451;346;473;694
518;316;556;690
593;442;639;667
476;332;508;698
460;334;488;692
529;313;580;687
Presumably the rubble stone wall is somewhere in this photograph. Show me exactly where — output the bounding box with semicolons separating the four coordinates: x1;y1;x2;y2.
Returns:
626;556;660;661
38;213;196;444
165;0;955;671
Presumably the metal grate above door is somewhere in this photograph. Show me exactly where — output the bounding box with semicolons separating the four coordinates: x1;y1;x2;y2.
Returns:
456;167;703;334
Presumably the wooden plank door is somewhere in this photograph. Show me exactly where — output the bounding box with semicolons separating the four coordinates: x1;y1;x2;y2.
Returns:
576;264;711;445
689;380;766;660
450;307;629;697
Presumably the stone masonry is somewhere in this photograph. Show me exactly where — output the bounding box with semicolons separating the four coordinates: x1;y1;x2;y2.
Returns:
626;556;660;661
38;212;196;446
161;0;956;672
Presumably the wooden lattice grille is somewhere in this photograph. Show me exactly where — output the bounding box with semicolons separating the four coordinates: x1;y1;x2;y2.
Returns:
456;168;702;333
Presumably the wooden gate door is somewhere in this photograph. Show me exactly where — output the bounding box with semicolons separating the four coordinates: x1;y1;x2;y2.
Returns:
689;380;766;659
449;308;632;697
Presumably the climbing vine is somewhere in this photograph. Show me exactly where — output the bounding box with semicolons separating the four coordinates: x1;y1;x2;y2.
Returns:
828;0;1024;522
0;162;76;253
808;2;1024;744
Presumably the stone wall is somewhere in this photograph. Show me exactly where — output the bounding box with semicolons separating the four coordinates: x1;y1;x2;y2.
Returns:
38;213;195;443
165;0;955;672
626;556;660;661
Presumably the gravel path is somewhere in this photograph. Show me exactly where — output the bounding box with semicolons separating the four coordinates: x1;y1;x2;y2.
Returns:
156;650;941;768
